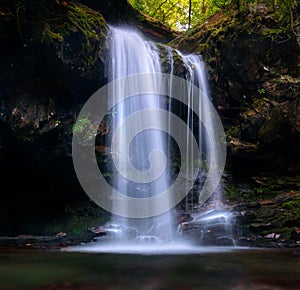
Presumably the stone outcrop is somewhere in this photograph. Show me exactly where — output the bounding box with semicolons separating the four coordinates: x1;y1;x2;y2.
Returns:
170;5;300;176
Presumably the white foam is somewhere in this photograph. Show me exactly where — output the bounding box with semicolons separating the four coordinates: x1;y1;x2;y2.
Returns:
63;242;247;255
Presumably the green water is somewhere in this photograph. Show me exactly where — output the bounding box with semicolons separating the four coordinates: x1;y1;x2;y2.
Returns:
0;248;299;289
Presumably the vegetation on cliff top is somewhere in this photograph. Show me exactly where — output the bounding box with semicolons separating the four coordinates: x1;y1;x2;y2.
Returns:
169;2;299;54
129;0;298;31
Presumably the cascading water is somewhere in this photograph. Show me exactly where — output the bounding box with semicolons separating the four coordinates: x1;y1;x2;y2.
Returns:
107;27;174;241
103;26;229;244
70;26;231;252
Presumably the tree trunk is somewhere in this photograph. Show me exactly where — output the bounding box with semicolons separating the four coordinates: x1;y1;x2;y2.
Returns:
188;0;192;29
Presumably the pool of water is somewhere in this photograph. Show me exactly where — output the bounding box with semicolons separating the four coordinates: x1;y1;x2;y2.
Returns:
0;247;299;289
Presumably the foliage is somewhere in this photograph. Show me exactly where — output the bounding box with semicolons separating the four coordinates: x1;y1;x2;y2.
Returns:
224;183;277;202
72;117;97;141
257;88;266;95
129;0;220;30
224;176;300;202
224;183;240;201
43;216;96;235
275;205;300;229
280;199;300;210
128;0;298;31
44;201;110;235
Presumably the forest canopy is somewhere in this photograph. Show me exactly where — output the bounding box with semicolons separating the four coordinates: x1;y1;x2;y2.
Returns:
128;0;298;31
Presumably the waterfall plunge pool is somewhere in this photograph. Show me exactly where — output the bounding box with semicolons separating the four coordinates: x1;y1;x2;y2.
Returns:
0;248;299;289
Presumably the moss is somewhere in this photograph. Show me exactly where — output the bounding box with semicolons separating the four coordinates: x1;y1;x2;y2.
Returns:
225;176;300;203
280;199;300;210
261;227;294;239
155;43;189;78
43;201;110;235
44;216;99;235
253;176;300;191
245;206;298;239
249;176;300;202
224;183;240;201
2;0;108;73
224;181;274;202
169;4;295;57
274;208;300;227
169;11;236;54
251;186;278;200
231;166;299;243
40;1;108;72
226;124;242;138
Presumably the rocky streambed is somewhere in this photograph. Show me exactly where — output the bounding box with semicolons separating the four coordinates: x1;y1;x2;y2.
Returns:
1;190;299;250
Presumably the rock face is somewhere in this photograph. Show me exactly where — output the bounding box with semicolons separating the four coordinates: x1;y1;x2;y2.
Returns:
232;191;300;247
0;0;109;235
170;6;300;176
0;0;108;145
80;0;179;43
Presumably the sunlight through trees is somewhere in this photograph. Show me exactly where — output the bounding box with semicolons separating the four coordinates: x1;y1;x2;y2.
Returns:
128;0;298;31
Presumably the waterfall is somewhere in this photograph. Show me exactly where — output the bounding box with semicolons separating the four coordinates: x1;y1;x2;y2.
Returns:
72;25;229;250
107;27;174;241
178;52;224;208
103;26;227;243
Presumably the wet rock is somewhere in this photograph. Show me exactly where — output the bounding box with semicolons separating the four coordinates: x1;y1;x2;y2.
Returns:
180;210;235;246
97;224;137;240
273;192;297;204
56;232;67;237
232;192;300;247
176;213;193;225
88;226;106;235
0;231;97;248
233;202;261;212
250;223;272;232
171;6;300;177
264;233;280;239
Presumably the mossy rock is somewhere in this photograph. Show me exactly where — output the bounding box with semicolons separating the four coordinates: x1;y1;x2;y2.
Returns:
234;186;300;244
1;0;108;74
156;44;189;77
0;0;109;142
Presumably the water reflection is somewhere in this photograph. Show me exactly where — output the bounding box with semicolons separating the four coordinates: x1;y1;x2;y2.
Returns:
0;248;299;289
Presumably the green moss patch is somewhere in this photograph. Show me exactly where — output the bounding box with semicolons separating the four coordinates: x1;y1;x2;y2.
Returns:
1;0;108;73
